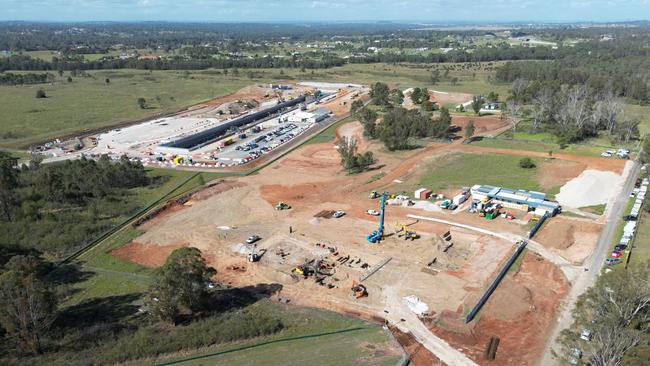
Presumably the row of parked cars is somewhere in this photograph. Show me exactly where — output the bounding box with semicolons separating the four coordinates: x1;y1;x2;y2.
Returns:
234;124;306;165
571;171;647;364
606;175;648;266
601;148;630;159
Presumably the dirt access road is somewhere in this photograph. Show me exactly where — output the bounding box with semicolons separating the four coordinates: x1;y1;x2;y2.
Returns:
384;287;478;366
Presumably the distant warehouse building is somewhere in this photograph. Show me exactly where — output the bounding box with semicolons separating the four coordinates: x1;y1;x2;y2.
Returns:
470;184;561;216
156;96;306;155
287;108;331;123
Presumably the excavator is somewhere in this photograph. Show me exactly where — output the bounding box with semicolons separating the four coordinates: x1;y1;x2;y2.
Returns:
366;192;386;243
395;222;420;241
351;280;368;298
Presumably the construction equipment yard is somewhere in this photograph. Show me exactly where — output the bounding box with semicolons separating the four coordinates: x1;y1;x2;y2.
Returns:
106;85;634;366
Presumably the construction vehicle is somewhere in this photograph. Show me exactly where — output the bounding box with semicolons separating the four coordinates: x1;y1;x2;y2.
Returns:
351;281;368;298
369;191;379;199
275;202;291;210
248;246;260;262
395;222;420;240
366;192;386;243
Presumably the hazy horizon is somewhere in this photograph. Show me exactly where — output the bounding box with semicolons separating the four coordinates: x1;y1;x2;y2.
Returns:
2;0;650;23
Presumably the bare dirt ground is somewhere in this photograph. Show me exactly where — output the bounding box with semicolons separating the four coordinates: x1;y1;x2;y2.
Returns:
534;216;602;265
194;85;271;108
392;327;447;366
451;115;509;136
430;90;473;105
110;241;187;267
429;252;569;366
109;114;608;365
537;159;586;190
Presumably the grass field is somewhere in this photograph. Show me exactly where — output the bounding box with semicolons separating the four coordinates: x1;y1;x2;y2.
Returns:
416;152;549;193
0;70;258;148
0;63;508;149
470;137;612;157
162;325;399;366
624;103;650;135
630;215;650;267
579;204;607;216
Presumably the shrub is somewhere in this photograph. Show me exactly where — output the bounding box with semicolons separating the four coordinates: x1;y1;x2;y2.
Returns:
35;89;47;98
519;157;536;169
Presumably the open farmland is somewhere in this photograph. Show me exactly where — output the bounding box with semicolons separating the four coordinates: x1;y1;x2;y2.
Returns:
0;62;508;149
0;70;255;148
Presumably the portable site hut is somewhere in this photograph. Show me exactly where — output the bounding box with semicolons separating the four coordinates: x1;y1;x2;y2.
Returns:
414;188;432;200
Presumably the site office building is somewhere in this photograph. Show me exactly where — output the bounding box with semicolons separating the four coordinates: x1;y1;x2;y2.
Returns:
470;184;561;216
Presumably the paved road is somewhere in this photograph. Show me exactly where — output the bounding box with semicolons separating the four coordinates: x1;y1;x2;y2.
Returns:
540;160;640;365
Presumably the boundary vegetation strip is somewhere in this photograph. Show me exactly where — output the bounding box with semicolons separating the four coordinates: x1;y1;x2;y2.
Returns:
58;171;201;265
156;326;373;366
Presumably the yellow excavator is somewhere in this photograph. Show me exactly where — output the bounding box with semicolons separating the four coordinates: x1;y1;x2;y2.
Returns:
395;222;420;240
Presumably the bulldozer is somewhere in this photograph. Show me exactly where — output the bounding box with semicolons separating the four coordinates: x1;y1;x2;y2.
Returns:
351;280;367;298
275;202;291;210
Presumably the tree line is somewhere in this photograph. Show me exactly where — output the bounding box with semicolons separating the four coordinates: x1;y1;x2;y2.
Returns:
496;55;650;104
0;72;54;86
559;261;650;365
360;82;452;151
503;78;639;144
0;153;150;258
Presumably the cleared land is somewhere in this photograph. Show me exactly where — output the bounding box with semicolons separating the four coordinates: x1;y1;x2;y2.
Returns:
102;111;619;365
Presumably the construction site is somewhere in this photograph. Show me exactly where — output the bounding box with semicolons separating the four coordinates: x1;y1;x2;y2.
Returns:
107;86;634;366
38;82;366;168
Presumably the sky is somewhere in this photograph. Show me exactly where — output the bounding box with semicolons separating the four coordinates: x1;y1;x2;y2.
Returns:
1;0;650;23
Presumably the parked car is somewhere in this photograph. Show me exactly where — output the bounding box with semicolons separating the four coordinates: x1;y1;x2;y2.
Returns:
601;152;612;157
396;195;409;200
246;235;261;244
580;329;593;341
367;209;380;216
614;244;628;251
569;348;583;365
332;210;345;218
605;258;622;265
448;203;458;210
